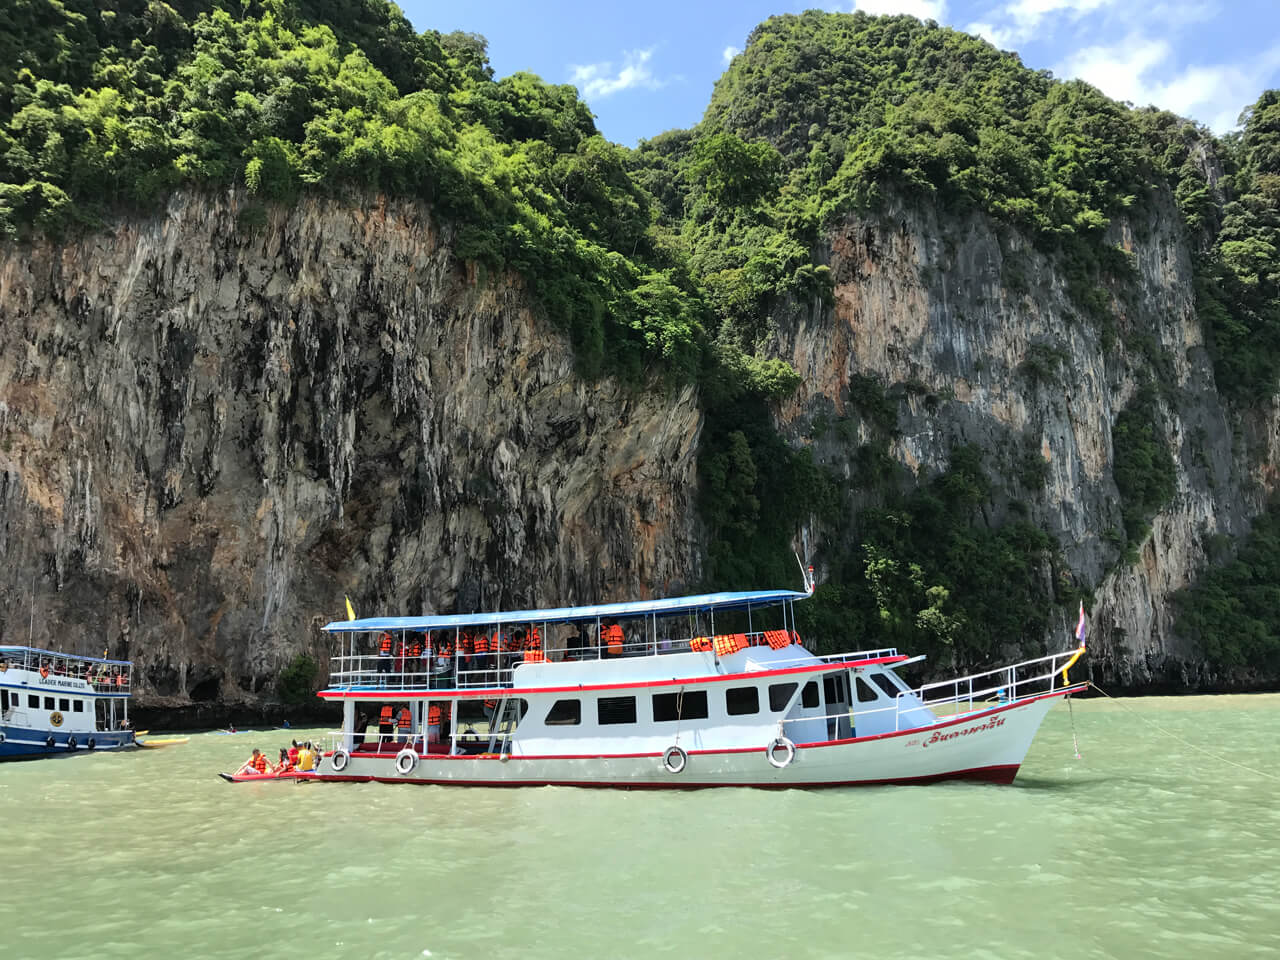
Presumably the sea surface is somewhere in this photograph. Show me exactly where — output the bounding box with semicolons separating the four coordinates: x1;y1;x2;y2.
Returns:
2;693;1278;960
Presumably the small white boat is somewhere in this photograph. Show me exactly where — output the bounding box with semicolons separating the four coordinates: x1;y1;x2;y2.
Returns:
0;646;136;759
306;580;1084;788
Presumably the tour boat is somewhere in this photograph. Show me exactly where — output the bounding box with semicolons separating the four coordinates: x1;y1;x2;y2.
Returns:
0;646;135;759
310;581;1086;788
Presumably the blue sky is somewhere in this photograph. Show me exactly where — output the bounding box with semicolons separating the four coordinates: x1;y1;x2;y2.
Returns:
402;1;1280;145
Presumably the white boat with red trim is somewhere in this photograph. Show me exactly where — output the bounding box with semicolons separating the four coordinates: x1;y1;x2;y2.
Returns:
308;584;1084;788
0;646;135;759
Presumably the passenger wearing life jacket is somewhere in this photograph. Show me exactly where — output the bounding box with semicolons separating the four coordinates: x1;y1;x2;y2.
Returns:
604;621;624;657
407;637;424;677
426;703;443;744
287;740;300;766
39;663;50;679
273;748;294;774
244;749;268;775
378;703;395;738
377;631;394;678
397;706;413;743
473;631;491;671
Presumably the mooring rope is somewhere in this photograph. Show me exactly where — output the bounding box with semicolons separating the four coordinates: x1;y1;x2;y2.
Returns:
1084;680;1280;782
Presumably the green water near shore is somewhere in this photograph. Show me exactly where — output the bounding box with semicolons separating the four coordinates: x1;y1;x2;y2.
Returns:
2;694;1278;960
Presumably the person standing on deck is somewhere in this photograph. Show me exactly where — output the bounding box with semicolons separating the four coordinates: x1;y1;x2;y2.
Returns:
376;632;393;684
378;703;395;744
397;705;413;744
603;621;624;657
426;703;442;745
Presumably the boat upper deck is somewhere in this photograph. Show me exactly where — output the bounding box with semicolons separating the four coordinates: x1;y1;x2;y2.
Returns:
319;588;905;697
0;646;133;696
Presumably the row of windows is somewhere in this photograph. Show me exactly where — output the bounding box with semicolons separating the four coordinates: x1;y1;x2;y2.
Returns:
0;690;86;713
545;681;824;727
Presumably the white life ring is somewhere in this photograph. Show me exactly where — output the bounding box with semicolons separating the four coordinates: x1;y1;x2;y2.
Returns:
662;745;687;774
766;736;796;769
331;748;350;772
394;748;418;775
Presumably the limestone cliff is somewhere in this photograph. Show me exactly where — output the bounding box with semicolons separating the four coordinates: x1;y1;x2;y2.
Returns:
0;191;702;715
772;192;1278;691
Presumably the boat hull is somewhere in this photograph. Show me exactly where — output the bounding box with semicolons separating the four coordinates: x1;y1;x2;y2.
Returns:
0;725;135;760
311;688;1071;788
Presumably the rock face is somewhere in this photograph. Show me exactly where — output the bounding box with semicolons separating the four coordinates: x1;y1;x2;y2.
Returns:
2;186;1273;713
0;191;702;712
772;193;1278;691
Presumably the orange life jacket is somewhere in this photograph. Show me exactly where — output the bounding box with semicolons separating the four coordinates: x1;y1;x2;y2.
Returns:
115;673;126;686
438;640;454;657
397;708;411;730
250;755;267;773
460;632;474;654
379;633;393;654
408;641;423;658
379;705;394;723
40;666;49;679
427;705;442;725
606;624;624;655
524;632;541;651
474;634;490;653
524;649;546;663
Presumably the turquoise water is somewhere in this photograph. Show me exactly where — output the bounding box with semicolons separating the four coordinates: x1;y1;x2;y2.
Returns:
2;694;1278;959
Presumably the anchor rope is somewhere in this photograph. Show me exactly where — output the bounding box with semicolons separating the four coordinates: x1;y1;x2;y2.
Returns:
1085;680;1280;782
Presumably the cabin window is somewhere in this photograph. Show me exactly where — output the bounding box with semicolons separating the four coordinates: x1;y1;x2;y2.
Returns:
856;677;881;703
725;686;759;716
44;696;55;710
768;682;798;712
59;698;70;712
29;695;39;708
545;699;581;726
73;700;84;713
652;690;708;722
872;674;902;699
597;696;636;725
1;690;7;710
801;681;819;708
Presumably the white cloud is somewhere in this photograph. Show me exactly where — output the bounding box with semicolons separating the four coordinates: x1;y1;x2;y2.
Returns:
570;48;663;99
852;0;948;20
722;45;741;65
967;0;1116;48
1058;39;1280;132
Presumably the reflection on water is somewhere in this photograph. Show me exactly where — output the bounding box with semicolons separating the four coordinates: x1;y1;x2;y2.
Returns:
3;695;1279;960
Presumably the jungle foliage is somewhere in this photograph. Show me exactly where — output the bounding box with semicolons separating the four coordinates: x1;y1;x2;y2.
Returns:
1174;503;1280;672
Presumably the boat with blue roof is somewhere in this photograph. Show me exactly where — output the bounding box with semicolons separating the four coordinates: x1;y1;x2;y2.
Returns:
300;573;1086;788
0;646;135;759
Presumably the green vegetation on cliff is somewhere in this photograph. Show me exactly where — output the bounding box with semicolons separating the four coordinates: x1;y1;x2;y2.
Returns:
0;0;701;379
1174;503;1280;672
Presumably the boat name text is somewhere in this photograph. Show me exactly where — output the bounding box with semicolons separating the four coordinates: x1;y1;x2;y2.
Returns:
921;715;1005;748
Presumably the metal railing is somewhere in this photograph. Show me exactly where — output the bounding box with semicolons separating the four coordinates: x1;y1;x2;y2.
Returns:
909;649;1081;717
325;630;878;691
0;645;131;694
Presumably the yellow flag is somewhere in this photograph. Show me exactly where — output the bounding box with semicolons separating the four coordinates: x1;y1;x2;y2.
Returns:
345;596;356;621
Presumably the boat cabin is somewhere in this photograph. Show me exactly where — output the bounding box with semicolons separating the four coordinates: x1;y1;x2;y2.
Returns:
320;590;937;759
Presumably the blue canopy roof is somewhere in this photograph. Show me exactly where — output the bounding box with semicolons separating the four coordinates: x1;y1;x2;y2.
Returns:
322;589;810;633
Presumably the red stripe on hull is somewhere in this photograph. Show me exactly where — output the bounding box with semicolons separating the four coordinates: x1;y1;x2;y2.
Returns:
309;763;1021;790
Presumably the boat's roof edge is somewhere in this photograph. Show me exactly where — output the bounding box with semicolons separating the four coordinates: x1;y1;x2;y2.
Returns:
322;589;812;633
